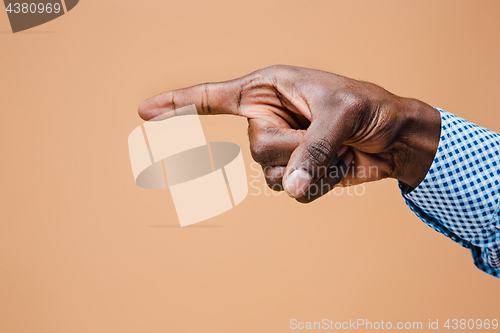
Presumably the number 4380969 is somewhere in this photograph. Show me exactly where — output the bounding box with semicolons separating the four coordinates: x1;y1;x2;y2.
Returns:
443;319;498;330
5;3;62;14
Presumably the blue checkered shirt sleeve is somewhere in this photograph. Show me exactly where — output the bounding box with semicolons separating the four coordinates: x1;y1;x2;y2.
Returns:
399;108;500;278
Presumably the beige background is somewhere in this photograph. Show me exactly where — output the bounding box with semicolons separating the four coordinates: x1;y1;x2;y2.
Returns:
1;1;499;332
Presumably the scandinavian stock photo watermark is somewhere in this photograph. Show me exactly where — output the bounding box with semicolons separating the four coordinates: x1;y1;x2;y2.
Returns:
248;161;378;197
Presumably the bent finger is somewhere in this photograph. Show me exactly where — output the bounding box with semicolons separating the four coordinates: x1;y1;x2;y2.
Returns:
248;118;305;166
262;165;286;191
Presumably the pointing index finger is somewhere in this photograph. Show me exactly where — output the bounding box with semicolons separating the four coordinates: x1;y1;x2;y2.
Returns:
138;80;244;121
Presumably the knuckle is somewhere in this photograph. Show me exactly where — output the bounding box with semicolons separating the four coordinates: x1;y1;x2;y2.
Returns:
258;64;294;78
250;135;271;164
200;83;212;115
305;139;334;167
263;166;284;191
263;64;288;72
262;165;275;178
332;89;367;114
266;179;284;191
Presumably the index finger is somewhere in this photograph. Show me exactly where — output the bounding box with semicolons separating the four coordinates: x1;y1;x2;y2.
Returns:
138;79;245;121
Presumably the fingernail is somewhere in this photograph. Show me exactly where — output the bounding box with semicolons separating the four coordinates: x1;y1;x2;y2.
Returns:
342;150;354;166
284;169;312;198
337;145;348;157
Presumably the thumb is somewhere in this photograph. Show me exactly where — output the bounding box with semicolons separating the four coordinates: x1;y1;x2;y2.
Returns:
283;111;352;198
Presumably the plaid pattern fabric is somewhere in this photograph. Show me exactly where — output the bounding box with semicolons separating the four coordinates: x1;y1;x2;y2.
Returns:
399;108;500;278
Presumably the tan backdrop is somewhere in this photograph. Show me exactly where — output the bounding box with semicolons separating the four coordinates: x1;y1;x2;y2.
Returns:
1;1;499;332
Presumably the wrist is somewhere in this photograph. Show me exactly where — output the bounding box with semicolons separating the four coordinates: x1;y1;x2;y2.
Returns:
393;98;441;189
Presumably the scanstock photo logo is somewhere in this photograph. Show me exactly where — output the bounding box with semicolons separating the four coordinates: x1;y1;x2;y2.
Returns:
3;0;78;32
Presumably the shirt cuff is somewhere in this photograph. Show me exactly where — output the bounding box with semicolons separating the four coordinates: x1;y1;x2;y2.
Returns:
399;108;500;277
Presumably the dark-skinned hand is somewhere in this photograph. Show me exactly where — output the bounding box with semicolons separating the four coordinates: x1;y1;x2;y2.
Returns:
138;65;441;203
